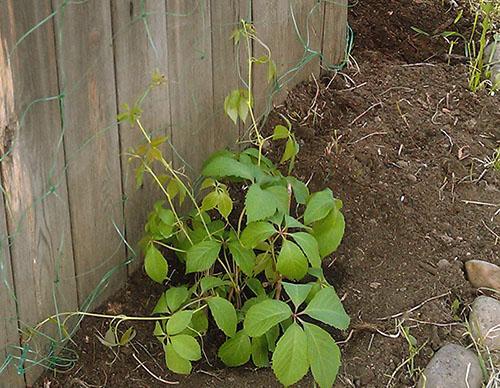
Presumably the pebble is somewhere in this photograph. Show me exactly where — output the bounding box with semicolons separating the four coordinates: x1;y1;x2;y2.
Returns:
396;160;409;168
465;260;500;291
407;173;417;183
437;259;450;269
417;344;482;388
469;296;500;351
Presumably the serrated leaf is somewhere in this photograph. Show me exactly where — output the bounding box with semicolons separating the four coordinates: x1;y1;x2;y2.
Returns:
240;222;276;249
245;184;278;223
202;154;254;180
286;176;309;204
170;334;202;361
282;282;313;310
266;185;289;215
165;286;189;312
272;323;309;386
244;299;292;337
201;191;219;212
217;191;233;218
290;232;321;268
276;239;308;281
228;241;256;276
272;125;289;140
304;322;341;388
218;331;251;367
152;293;169;315
207;296;237;337
280;137;298;164
303;287;350;330
311;207;345;258
164;342;191;374
251;335;269;367
200;276;230;294
166;310;193;335
144;245;168;283
186;240;221;273
304;189;335;225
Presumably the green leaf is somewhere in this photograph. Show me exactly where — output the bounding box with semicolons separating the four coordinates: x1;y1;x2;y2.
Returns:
245;184;278;223
240;222;276;249
144;245;168;283
186;240;221;273
303;287;350;330
187;309;209;335
276;239;308;281
304;189;335;225
267;59;277;83
218;191;233;219
228;241;256;276
246;278;265;296
286;176;309;204
304;322;341;388
166;310;193;336
266;185;289;215
272;125;289;140
244;299;292;337
201;191;219;211
164;342;191;374
207;296;237;337
265;324;280;352
119;326;136;346
251;335;269;367
170;334;202;361
202;154;254;180
152;293;169;315
272;323;309;386
311;207;345;258
290;232;321;268
280;137;299;164
218;331;251;367
282;282;313;310
200;276;230;294
165;286;189;312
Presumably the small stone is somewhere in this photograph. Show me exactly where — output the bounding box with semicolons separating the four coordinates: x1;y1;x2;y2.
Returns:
369;282;381;289
417;344;482;388
407;174;418;183
465;260;500;291
469;296;500;351
437;259;450;269
396;160;409;168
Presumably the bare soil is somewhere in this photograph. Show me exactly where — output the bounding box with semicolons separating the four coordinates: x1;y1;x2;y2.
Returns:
36;0;499;387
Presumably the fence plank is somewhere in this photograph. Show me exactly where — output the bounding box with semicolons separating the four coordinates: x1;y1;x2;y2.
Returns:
322;0;348;67
0;1;78;384
0;198;23;387
252;0;323;116
210;0;246;146
166;0;214;174
111;0;171;274
53;0;126;305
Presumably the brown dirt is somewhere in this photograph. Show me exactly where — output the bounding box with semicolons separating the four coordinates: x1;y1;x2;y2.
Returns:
36;0;499;387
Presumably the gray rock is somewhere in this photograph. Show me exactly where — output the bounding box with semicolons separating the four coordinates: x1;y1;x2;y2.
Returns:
417;344;482;388
437;259;450;269
465;260;500;291
485;38;500;89
469;296;500;351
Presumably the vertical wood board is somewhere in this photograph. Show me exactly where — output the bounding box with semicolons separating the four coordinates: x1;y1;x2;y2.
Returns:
111;0;171;274
322;0;348;67
53;0;126;305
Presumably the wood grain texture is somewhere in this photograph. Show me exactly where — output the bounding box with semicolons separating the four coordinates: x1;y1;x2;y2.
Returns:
209;0;245;146
0;1;77;384
52;0;126;305
322;0;348;67
0;187;23;388
111;0;171;274
166;0;214;175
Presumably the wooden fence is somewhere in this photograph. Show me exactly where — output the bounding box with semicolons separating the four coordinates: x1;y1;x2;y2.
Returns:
0;0;347;386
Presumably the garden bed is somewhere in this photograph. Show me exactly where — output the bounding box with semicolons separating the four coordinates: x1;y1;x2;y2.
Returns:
37;0;499;387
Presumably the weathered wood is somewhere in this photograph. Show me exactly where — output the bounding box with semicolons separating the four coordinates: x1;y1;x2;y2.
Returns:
111;0;171;274
0;1;78;384
52;0;126;305
0;192;23;388
210;0;245;145
322;0;348;67
166;0;214;174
